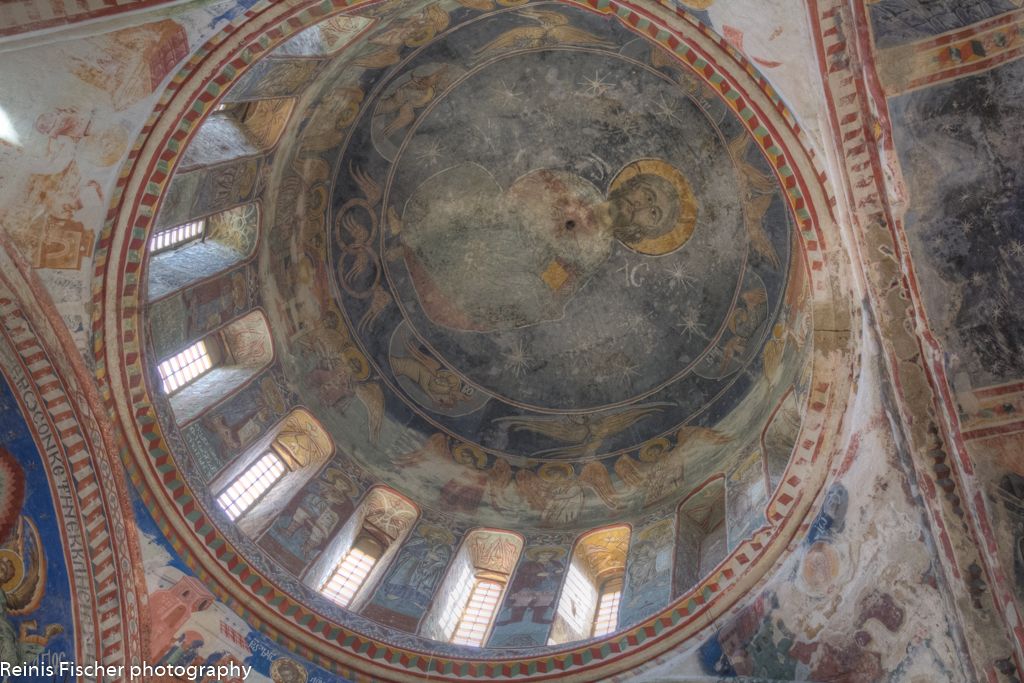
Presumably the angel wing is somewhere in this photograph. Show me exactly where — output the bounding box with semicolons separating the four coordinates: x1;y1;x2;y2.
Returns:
742;287;769;309
340;210;371;245
514;468;550;513
579;461;623;509
355;382;385;444
6;518;46;615
547;26;615;48
354;46;402;69
476;27;547;54
676;425;732;448
743;192;781;270
350;163;382;206
762;336;785;380
591;405;665;440
494;415;590;443
520;8;570;25
358;286;392;333
392;432;449;466
455;0;494;9
613;454;648;490
404;338;441;372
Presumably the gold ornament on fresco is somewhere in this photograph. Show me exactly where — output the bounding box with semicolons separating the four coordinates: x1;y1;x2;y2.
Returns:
270;658;308;683
610;159;698;256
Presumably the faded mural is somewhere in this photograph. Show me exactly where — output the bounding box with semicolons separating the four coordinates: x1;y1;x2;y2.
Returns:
135;0;819;650
0;0;1021;680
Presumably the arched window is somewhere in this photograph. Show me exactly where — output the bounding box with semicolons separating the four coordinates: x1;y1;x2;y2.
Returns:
269;14;374;58
304;487;418;612
548;525;631;644
673;477;727;596
423;529;524;647
157;309;273;424
210;408;333;537
179;97;294;171
147;203;259;301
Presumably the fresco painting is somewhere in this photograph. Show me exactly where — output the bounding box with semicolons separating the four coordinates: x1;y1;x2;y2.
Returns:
619;519;674;627
362;519;456;631
889;57;1024;389
250;0;809;539
134;490;352;683
0;378;74;676
868;0;1020;49
258;467;359;575
488;544;570;647
0;0;1004;677
887;41;1024;630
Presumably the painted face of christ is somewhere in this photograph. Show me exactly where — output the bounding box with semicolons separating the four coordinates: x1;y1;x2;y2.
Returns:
608;174;682;244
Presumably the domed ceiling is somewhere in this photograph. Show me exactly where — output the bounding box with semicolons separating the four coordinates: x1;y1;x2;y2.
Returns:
265;0;804;532
117;0;849;671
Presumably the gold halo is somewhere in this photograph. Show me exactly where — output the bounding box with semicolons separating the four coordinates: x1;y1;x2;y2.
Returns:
538;463;574;483
270;658;308;683
525;546;567;561
452;443;487;469
610;159;698;256
342;346;371;381
0;549;24;593
638;437;671;463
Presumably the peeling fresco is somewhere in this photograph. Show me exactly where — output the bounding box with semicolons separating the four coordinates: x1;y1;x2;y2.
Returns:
869;0;1019;49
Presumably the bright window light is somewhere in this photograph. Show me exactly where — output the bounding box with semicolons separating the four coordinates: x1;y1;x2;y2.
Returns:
150;219;205;253
438;562;474;640
321;547;378;608
552;563;597;639
0;107;19;147
157;340;213;394
451;580;503;647
592;585;622;637
216;452;286;521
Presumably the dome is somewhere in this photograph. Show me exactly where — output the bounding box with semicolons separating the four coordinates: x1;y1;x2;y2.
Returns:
100;0;853;677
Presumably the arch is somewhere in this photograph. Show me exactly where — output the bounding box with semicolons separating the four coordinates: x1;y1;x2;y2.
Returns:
179;97;295;171
549;525;631;645
268;13;375;59
305;486;419;612
157;308;274;424
92;0;856;677
423;529;524;646
147;202;260;301
673;476;727;597
209;407;333;538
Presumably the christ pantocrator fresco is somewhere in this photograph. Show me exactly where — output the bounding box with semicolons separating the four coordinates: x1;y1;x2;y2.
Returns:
397;159;697;332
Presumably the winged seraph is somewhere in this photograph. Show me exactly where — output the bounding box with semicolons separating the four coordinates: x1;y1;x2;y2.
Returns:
510;463;622;526
377;66;449;137
494;403;668;459
354;382;385;444
0;517;63;666
350;163;383;207
476;9;614;55
355;4;450;68
614;426;732;506
728;134;782;270
2;517;46;616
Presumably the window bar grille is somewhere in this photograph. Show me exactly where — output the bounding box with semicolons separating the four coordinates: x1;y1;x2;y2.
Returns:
216;452;286;521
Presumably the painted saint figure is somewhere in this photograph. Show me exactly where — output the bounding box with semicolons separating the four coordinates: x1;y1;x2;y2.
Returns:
398;159;696;332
